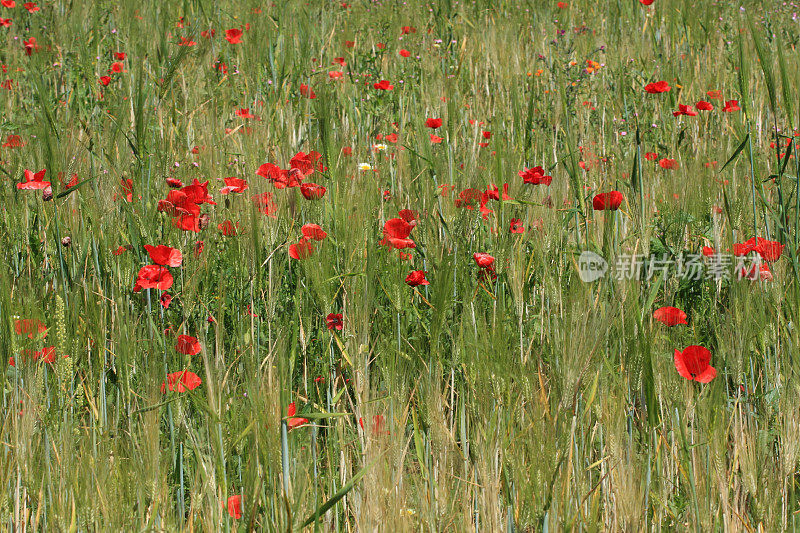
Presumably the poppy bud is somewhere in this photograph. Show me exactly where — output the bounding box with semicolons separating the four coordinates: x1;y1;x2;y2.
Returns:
61;236;71;247
198;214;211;230
42;186;53;201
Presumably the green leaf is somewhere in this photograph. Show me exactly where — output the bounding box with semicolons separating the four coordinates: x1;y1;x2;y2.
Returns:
289;411;350;420
747;15;776;114
56;176;97;199
718;133;749;174
297;459;376;529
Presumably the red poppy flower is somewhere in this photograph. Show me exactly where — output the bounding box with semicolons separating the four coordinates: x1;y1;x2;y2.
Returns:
509;218;524;233
289;238;315;259
484;183;511;201
158;191;195;217
741;263;773;281
519;166;552;186
143;245;182;267
178;36;197;46
326;313;343;330
454;188;484;209
329;71;343;79
256;162;289;188
644;152;658;161
98;75;111;86
735;237;784;262
161;370;203;393
383;236;415;250
399;49;411;57
674;346;716;383
251;192;277;217
426;118;442;129
653;306;687;326
722;100;740;112
391;216;418;239
359;414;388;435
176;335;201;355
706;90;722;100
332;57;346;66
22;2;37;12
644;80;670;93
227;495;242;519
287;402;308;429
296;83;315;99
114;52;126;60
753;239;785;262
14;318;47;339
225;28;243;44
300;182;326;200
373;79;394;90
0;0;14;7
592;191;623;210
110;61;125;73
473;252;495;270
673;104;697;117
430;134;443;144
702;246;715;257
405;270;430;286
119;178;134;202
290;151;325;176
733;242;752;256
640;0;655;4
57;174;76;191
380;217;416;249
17;169;50;190
345;40;355;48
301;223;328;241
696;100;714;111
235;108;256;119
34;346;56;364
133;265;174;292
220;177;249;195
399;209;418;224
400;25;416;35
2;134;23;148
738;262;761;280
160;293;172;309
658;158;678;169
181;179;216;205
218;220;238;236
479;198;493;220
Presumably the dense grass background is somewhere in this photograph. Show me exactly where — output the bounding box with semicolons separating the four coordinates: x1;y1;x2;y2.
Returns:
2;0;800;530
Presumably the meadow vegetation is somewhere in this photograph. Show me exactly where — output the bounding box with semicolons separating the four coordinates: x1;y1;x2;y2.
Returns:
2;0;800;530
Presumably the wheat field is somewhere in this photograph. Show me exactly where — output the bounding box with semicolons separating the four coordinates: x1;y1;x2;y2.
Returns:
1;0;800;530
